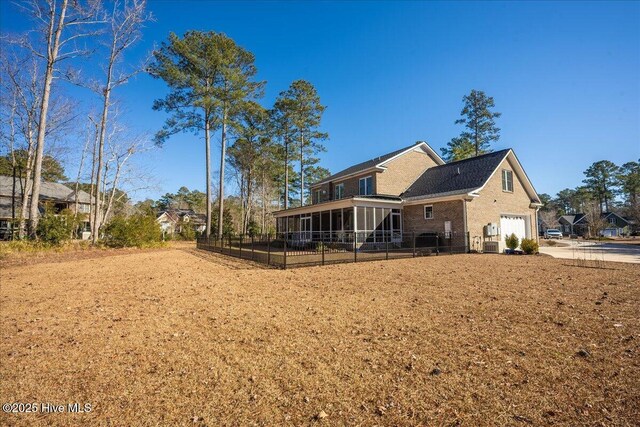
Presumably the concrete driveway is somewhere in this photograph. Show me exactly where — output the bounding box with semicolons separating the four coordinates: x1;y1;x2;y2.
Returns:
539;239;640;264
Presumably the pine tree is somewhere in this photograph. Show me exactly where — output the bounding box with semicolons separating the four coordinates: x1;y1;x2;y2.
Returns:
441;90;501;161
149;31;262;237
583;160;619;213
272;80;327;207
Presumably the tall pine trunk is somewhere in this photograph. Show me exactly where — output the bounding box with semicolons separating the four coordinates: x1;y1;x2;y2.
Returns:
204;117;212;236
284;134;289;211
217;104;227;237
300;133;304;206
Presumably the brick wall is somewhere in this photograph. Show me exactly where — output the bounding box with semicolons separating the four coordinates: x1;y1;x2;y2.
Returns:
312;147;439;204
313;172;380;203
403;200;464;233
377;149;439;195
465;157;539;243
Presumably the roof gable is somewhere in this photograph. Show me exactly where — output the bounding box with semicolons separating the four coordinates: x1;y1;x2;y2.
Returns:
602;212;629;225
402;149;540;203
402;150;510;199
311;141;444;187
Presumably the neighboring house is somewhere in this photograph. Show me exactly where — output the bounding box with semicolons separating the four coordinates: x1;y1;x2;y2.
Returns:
156;209;206;237
558;214;587;237
274;141;542;252
0;175;92;239
601;212;630;237
559;212;630;237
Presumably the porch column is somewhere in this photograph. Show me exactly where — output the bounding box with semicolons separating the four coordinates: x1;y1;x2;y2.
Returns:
329;209;332;234
354;206;357;232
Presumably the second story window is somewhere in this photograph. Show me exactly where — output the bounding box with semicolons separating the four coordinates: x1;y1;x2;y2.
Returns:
359;176;373;196
335;183;344;200
502;170;513;192
315;189;322;203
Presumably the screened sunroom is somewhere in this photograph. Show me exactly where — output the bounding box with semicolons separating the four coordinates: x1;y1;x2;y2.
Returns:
273;197;403;246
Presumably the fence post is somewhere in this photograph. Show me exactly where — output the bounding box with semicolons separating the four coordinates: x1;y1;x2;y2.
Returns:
239;236;243;259
385;236;389;260
267;235;271;266
251;235;255;260
436;235;439;255
412;232;416;257
354;232;357;263
283;234;287;269
322;239;325;266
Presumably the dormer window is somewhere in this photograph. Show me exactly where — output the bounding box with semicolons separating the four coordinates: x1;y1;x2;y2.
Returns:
359;176;373;196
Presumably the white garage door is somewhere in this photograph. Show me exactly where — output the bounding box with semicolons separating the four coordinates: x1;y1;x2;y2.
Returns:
500;215;527;247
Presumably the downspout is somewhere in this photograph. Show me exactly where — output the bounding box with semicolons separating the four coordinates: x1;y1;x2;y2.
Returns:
534;207;540;243
462;199;468;252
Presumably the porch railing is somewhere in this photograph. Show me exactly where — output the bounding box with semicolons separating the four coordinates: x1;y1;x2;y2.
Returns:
196;230;469;269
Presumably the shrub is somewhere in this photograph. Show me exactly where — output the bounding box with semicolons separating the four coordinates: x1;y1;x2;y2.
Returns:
546;240;557;247
37;206;77;245
178;221;196;241
103;214;162;248
520;238;539;254
505;233;519;250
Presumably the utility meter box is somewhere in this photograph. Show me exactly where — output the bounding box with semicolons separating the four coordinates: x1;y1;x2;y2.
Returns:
483;223;500;237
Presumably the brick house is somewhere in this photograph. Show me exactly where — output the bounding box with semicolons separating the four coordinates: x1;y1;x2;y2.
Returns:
273;141;542;252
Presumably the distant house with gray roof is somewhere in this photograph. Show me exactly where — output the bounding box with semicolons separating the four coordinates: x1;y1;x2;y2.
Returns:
0;175;92;239
559;211;631;237
274;141;542;252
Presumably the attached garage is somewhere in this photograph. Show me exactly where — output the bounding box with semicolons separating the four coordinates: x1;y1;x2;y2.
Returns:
500;215;529;247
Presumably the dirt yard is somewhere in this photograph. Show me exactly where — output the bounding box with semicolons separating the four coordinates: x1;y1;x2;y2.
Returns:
1;245;638;426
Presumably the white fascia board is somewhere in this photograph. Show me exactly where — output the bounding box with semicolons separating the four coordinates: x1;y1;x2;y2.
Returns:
273;197;402;217
402;192;479;205
378;141;445;167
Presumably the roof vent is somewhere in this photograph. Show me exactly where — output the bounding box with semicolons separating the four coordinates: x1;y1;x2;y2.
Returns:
456;167;461;175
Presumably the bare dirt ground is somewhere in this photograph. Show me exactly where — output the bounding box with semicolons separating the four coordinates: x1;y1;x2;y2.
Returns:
1;245;638;426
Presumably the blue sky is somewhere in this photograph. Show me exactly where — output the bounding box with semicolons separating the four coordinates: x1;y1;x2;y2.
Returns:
1;0;639;201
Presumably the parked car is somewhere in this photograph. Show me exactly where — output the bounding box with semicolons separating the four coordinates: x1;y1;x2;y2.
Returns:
544;229;563;239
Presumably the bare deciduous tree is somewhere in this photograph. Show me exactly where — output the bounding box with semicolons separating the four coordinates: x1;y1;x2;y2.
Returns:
78;0;150;243
16;0;103;237
0;47;77;238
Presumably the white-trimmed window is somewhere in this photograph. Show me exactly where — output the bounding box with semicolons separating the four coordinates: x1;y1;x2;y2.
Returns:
502;169;514;192
335;183;344;200
359;176;373;196
608;217;616;224
424;205;433;219
315;189;322;203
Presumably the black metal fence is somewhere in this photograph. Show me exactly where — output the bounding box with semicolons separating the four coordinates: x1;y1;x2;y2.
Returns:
196;231;469;269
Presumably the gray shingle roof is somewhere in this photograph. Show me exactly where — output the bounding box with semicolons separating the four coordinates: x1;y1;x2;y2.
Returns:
312;143;422;186
402;149;511;199
0;175;92;203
